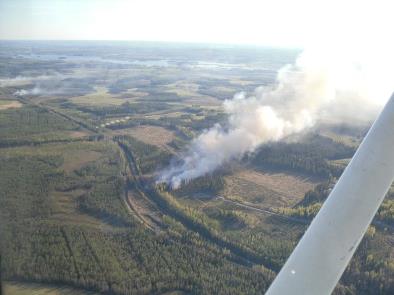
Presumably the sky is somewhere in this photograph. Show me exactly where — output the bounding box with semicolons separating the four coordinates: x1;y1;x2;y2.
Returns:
0;0;392;48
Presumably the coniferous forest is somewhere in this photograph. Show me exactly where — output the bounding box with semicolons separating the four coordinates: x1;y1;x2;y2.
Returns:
0;41;392;294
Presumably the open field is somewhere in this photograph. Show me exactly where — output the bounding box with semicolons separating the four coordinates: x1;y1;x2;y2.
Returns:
50;190;115;230
221;168;321;208
0;100;23;110
61;149;102;173
111;125;175;150
70;86;132;106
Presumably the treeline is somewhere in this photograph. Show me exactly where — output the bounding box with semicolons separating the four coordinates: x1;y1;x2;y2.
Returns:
265;176;394;294
0;134;103;148
1;223;274;295
297;180;334;207
290;180;394;225
275;203;322;220
63;101;173;117
115;135;172;174
340;227;394;294
376;199;394;226
0;105;87;145
73;144;137;227
171;173;225;197
152;186;281;271
78;177;134;227
204;207;247;230
253;134;355;177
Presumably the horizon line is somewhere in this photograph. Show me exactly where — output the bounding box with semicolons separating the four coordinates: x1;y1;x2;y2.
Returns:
0;39;303;50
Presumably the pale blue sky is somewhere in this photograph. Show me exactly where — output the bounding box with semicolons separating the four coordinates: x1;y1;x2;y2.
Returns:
0;0;391;48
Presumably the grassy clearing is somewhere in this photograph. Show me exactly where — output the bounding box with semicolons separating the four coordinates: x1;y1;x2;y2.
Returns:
70;86;131;106
62;149;102;173
111;125;175;151
50;190;115;231
221;168;320;208
0;141;108;171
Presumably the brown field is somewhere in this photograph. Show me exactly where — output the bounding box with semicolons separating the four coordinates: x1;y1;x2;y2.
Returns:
222;168;321;209
0;100;23;110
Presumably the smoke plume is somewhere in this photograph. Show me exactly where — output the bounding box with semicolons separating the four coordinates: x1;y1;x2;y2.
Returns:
159;49;393;189
14;87;43;96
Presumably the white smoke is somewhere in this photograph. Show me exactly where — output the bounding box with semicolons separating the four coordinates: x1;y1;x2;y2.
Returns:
0;74;65;97
14;87;43;96
159;49;393;189
0;75;59;87
9;72;93;97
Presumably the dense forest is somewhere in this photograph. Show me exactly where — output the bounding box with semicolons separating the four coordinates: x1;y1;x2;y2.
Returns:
0;42;392;295
253;134;355;177
0;139;273;294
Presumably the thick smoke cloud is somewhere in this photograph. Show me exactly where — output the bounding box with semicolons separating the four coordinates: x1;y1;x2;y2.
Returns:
159;50;393;189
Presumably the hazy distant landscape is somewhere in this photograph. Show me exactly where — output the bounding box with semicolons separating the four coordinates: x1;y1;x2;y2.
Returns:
0;41;393;295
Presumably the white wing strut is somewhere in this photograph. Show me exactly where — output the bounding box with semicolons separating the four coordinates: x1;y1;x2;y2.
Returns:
266;93;394;295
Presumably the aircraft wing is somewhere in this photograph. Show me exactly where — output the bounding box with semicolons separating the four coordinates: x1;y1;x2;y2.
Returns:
266;93;394;295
